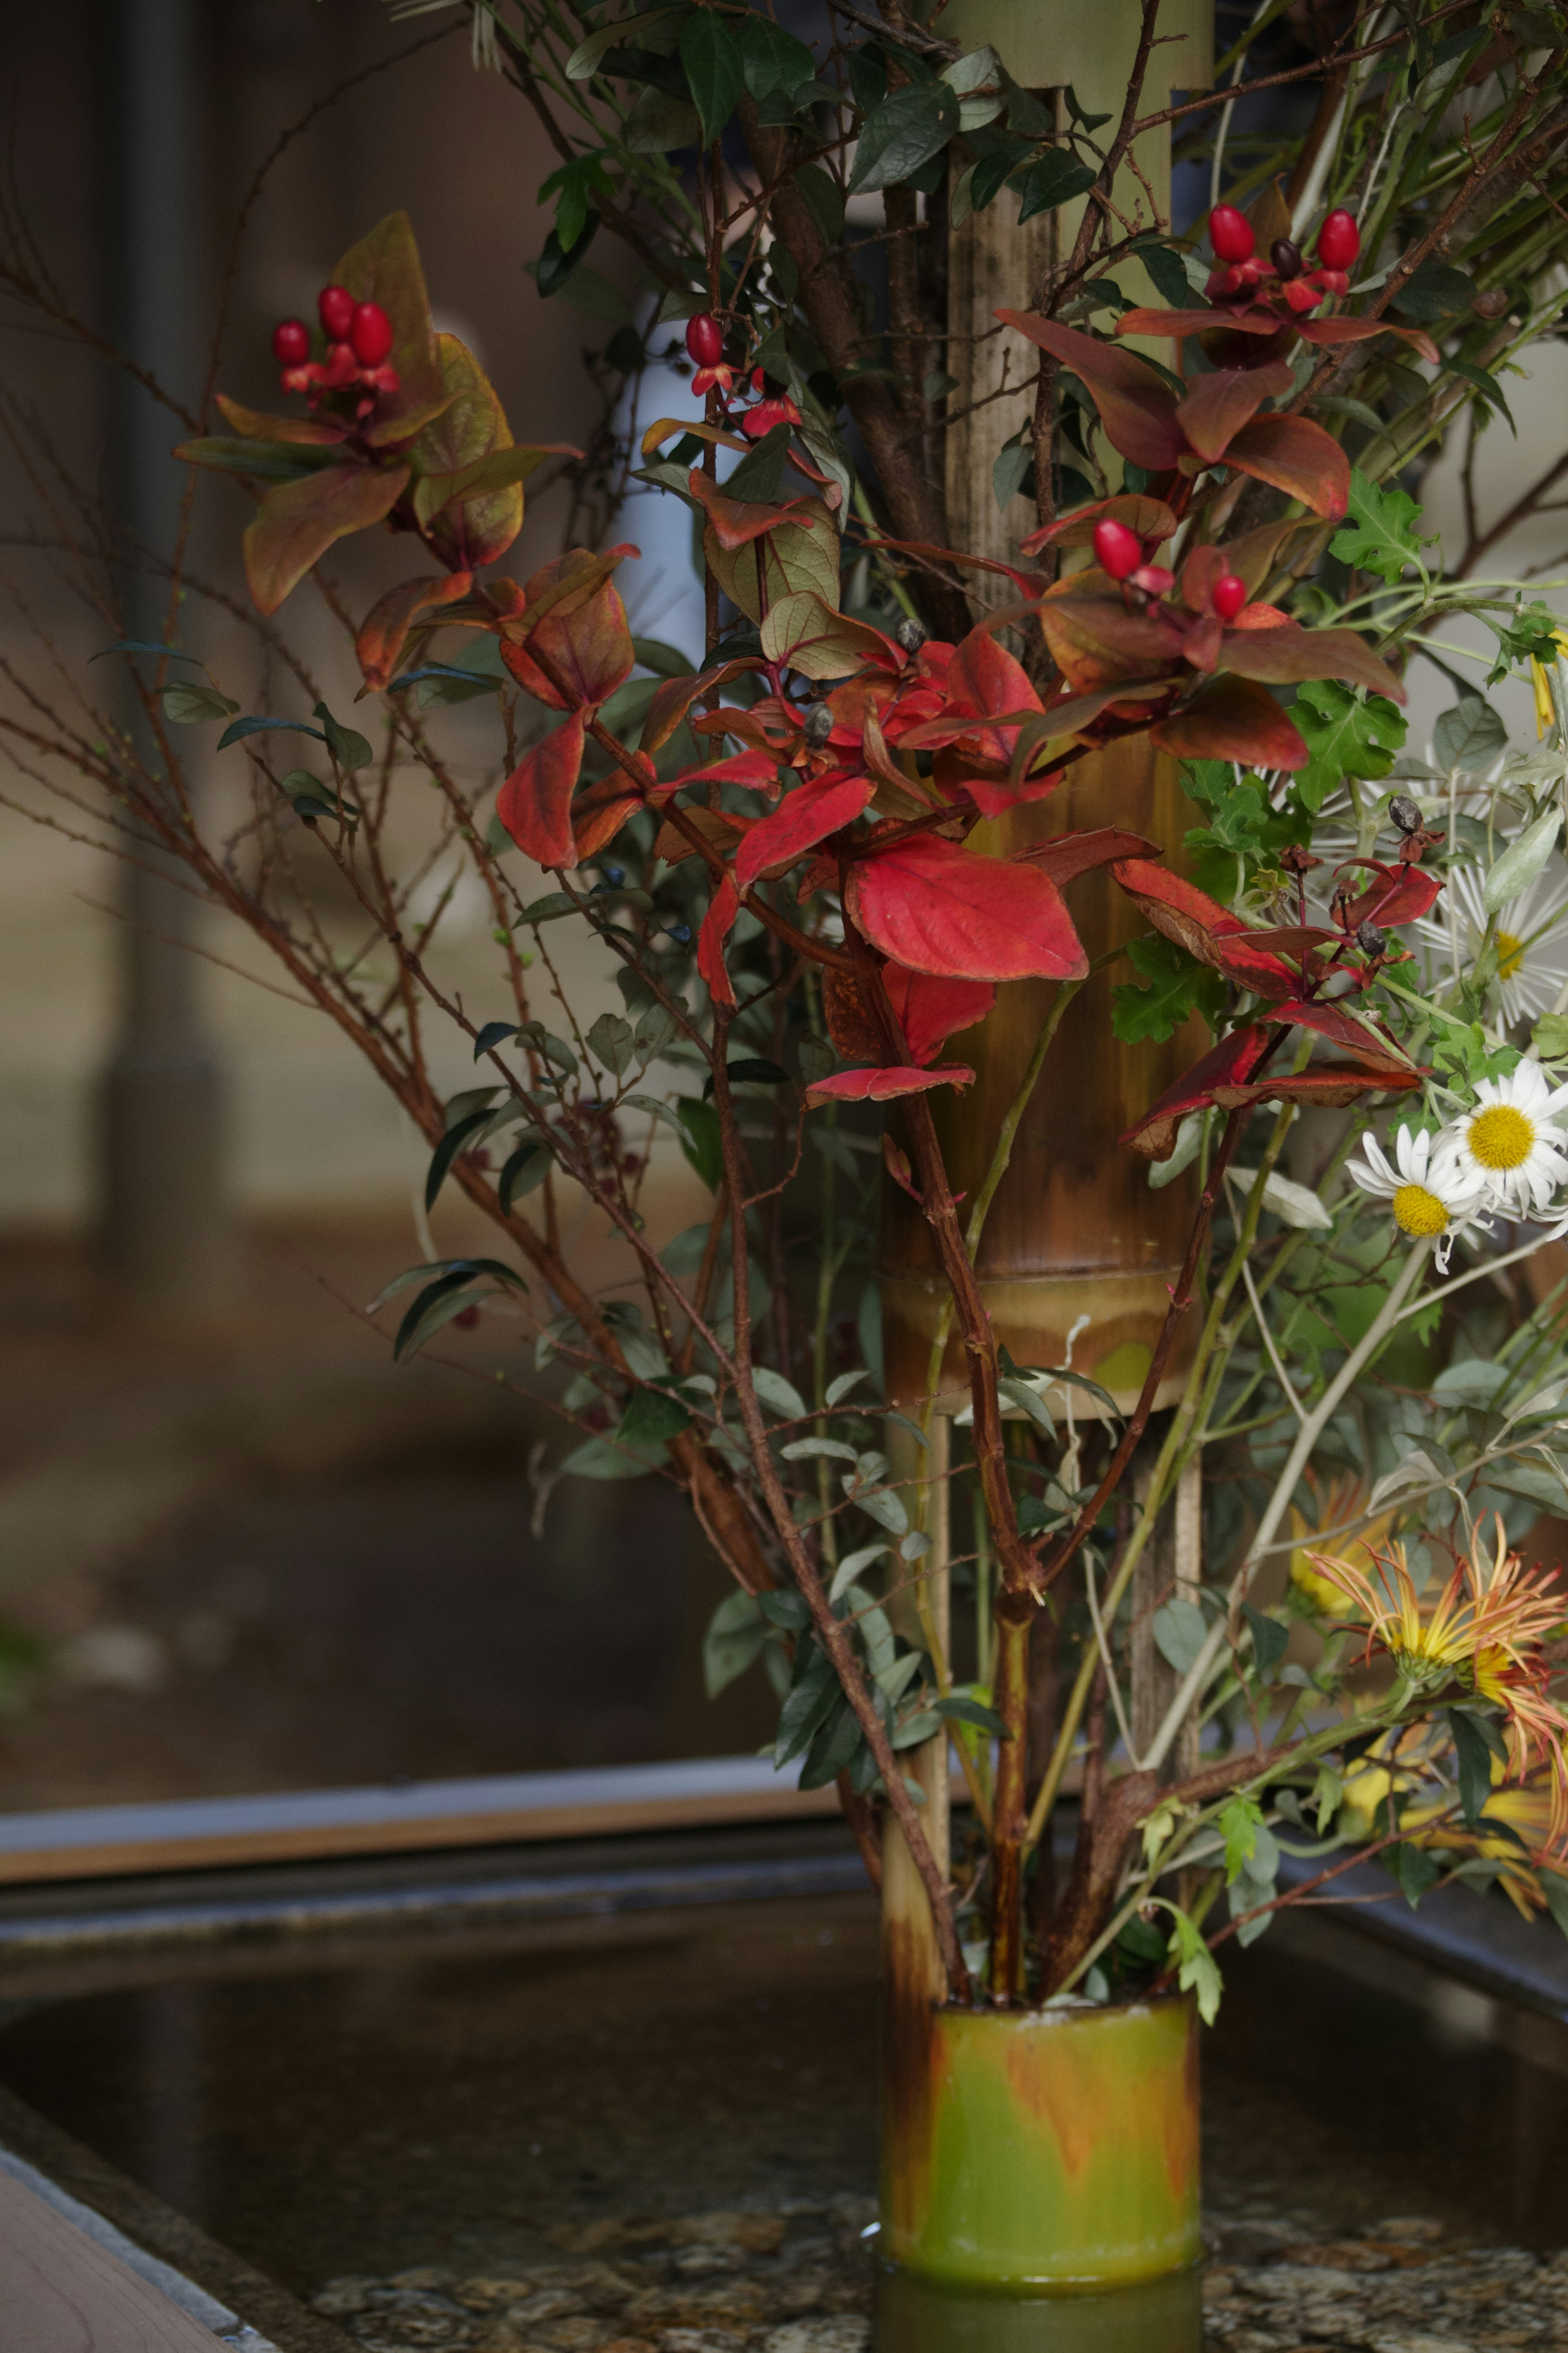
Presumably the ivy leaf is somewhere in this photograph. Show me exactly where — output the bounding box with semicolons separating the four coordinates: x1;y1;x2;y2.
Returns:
1330;468;1428;582
847;83;961;196
1484;596;1563;685
1293;680;1407;812
1112;936;1223;1045
679;8;746;145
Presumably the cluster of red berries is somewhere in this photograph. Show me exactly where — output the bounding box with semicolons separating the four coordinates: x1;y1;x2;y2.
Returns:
684;312;803;441
1094;517;1248;620
270;284;399;411
1205;203;1361;314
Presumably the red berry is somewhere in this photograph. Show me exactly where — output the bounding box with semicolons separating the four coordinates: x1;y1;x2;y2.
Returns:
1316;209;1361;270
349;300;394;366
1094;518;1143;580
271;317;310;367
685;311;724;368
1212;573;1247;622
318;283;356;341
1209;205;1256;263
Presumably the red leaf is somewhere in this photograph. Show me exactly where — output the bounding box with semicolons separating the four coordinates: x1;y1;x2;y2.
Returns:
884;966;996;1065
1173;362;1294;462
698;876;740;1008
1152;675;1309;769
947;625;1042;720
571;774;644;862
1296;316;1441;367
642;658;765;754
686;471;816;549
805;1064;974;1105
1115;306;1280;340
1271;997;1411;1071
996;312;1187;471
1111;861;1296;999
1219;620;1405;703
1221;415;1350;522
1339;861;1443;928
243;462;410;617
1123;1026;1274;1158
1016;827;1161;885
495;714;585;868
355;570;474;691
1019;494;1177;556
501;549;636;711
847;836;1087;982
672;749;781;796
733;771;873;893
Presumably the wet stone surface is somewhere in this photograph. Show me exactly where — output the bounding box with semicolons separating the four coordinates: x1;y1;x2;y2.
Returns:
310;2198;876;2353
1202;2210;1568;2349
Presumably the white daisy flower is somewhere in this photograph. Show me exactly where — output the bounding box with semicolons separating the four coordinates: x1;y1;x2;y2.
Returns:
1414;858;1568;1028
1447;1061;1568;1217
1347;1124;1491;1270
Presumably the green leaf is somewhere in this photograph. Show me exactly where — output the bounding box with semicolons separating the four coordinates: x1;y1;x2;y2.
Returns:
1112;936;1220;1046
847;83;961;196
1220;1795;1265;1883
216;714;328;754
1241;1604;1290;1678
93;639;206;665
828;1541;890;1603
1541;1870;1568;1943
588;1010;636;1076
1534;1012;1568;1061
799;1694;863;1789
675;1096;724;1191
679;8;746;144
1433;692;1507;773
498;1139;552;1212
560;1434;668;1478
474;1021;520;1059
159;680;239;724
754;1367;808;1419
827;1369;873;1407
792;163;844;245
314;701;374;772
1293;679;1406;811
1131;239;1193;306
935;1692;1008;1737
992;437;1033;511
1152;1597;1207;1676
1163;1904;1223;2025
618;1384;693;1445
1447;1706;1497;1829
425;1108;494;1210
851;1480;909;1537
1390;1841;1443;1906
1009;149;1097;222
775;1644;840;1766
393;1269;477;1362
520;892;579;924
1483;806;1561;908
737;13;816;97
1394;259;1477;321
703;1055;791;1097
704;1589;767;1698
1330;469;1428;583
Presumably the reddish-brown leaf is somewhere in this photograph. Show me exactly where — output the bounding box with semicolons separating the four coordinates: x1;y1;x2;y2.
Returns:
1037;587;1187;693
332;210;442;426
1271;996;1411;1071
1221;415;1350;522
1019;494;1177;556
214;396;349;446
641;658;766;754
698;876;740;1008
823;968;883;1061
847;836;1087;982
355;571;474;692
1115;306;1280;341
411;335;524;572
1018;827;1161;885
1340;862;1443;928
572;774;645;862
1173;362;1294;462
495;714;586;869
501;549;636;711
805;1063;974;1105
734;771;873;892
760;593;901;681
947;625;1042;720
668;749;780;798
1152;675;1309;769
1296;316;1441;367
1123;1024;1274;1156
996;312;1187;471
687;471;817;549
884;966;996;1064
1219;620;1405;703
243;462;409;617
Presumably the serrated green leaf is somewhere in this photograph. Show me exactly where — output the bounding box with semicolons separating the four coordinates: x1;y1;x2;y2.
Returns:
1293;678;1407;811
1330;469;1428;583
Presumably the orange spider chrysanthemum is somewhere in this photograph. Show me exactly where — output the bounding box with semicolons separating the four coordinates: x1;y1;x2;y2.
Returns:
1307;1518;1568;1852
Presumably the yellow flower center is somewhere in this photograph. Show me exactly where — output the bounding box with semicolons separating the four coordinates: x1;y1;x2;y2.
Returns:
1468;1104;1535;1170
1496;930;1524;981
1391;1182;1451;1236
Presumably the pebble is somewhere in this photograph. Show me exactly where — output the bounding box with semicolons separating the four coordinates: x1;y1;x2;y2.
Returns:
312;2198;1568;2351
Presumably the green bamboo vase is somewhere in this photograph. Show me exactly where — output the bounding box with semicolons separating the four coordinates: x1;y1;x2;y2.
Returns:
880;1993;1203;2295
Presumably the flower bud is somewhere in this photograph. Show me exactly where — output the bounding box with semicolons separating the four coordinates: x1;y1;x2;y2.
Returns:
803;703;834;747
1208;204;1256;263
685;312;725;369
1389;793;1423;836
1356;920;1386;959
271;318;310;367
1472;286;1510;320
895;617;929;653
1212;573;1248;622
1315;209;1361;270
1093;518;1143;580
318;284;356;341
348;301;394;367
1271;238;1303;280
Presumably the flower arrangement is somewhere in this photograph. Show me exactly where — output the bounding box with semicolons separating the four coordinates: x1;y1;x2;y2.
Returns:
5;0;1568;2034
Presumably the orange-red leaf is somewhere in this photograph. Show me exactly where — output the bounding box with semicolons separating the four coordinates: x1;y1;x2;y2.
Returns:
805;1063;974;1105
355;571;474;692
1297;316;1440;367
1221;414;1349;522
1019;493;1177;556
847;837;1087;982
243;462;410;616
410;334;524;571
1220;620;1405;702
1016;827;1161;886
495;714;585;868
1115;306;1280;340
698;876;740;1008
641;658;766;755
996;312;1187;471
686;471;817;549
501;549;636;711
1152;674;1308;769
1339;861;1443;928
1272;996;1410;1070
883;966;995;1065
572;774;646;862
734;771;872;892
1173;361;1294;462
1124;1028;1421;1159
